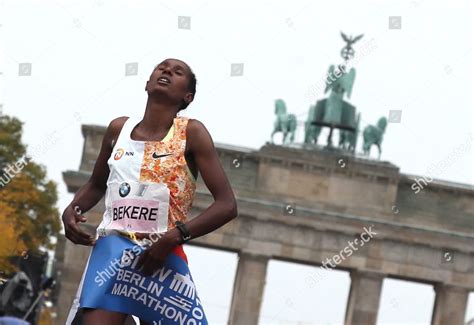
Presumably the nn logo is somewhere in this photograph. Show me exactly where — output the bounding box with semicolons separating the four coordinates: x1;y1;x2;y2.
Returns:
114;148;134;160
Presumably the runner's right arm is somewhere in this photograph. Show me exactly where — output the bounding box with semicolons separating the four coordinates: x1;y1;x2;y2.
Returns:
62;116;128;245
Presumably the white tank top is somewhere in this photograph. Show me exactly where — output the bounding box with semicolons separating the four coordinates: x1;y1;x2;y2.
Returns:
96;116;197;237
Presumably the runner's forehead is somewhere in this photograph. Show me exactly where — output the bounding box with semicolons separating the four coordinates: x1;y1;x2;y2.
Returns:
156;59;189;71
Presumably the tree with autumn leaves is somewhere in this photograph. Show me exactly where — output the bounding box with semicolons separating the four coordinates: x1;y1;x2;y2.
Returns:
0;114;60;273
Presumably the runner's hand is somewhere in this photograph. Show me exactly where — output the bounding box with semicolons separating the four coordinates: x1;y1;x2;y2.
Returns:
136;231;180;276
62;205;95;246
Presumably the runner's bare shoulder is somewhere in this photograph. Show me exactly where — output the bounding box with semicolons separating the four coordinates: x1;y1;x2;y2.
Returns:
107;116;129;145
89;116;130;185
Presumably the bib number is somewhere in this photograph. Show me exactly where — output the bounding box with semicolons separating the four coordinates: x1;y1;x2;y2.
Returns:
101;181;170;234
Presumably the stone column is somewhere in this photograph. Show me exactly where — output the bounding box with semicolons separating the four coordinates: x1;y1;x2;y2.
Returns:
228;251;270;325
431;284;469;325
344;270;385;325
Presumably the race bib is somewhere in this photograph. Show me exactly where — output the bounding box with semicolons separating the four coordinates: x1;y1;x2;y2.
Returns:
100;181;170;234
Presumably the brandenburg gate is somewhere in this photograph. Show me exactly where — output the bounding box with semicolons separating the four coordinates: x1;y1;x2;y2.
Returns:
54;123;473;324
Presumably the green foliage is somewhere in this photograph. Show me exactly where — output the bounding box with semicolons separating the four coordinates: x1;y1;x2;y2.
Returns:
0;114;60;273
0;115;26;168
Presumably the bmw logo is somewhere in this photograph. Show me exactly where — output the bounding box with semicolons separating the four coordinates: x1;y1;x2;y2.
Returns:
119;182;131;197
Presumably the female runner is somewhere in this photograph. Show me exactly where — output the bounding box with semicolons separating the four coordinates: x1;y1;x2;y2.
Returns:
62;58;238;324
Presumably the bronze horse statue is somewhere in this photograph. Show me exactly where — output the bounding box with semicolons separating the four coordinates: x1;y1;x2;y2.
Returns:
362;117;388;158
304;104;322;145
271;99;297;144
339;113;360;152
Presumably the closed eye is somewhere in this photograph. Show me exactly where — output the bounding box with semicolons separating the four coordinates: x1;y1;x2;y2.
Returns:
155;64;185;75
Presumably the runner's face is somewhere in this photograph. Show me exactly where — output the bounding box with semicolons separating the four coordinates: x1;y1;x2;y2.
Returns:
146;59;192;106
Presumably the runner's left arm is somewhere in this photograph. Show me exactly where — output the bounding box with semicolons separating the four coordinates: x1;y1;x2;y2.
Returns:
172;118;238;241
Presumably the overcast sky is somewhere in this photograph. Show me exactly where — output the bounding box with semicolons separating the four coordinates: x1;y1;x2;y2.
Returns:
1;0;473;324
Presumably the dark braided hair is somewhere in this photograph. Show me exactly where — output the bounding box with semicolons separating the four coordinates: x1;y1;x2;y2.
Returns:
179;68;197;111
